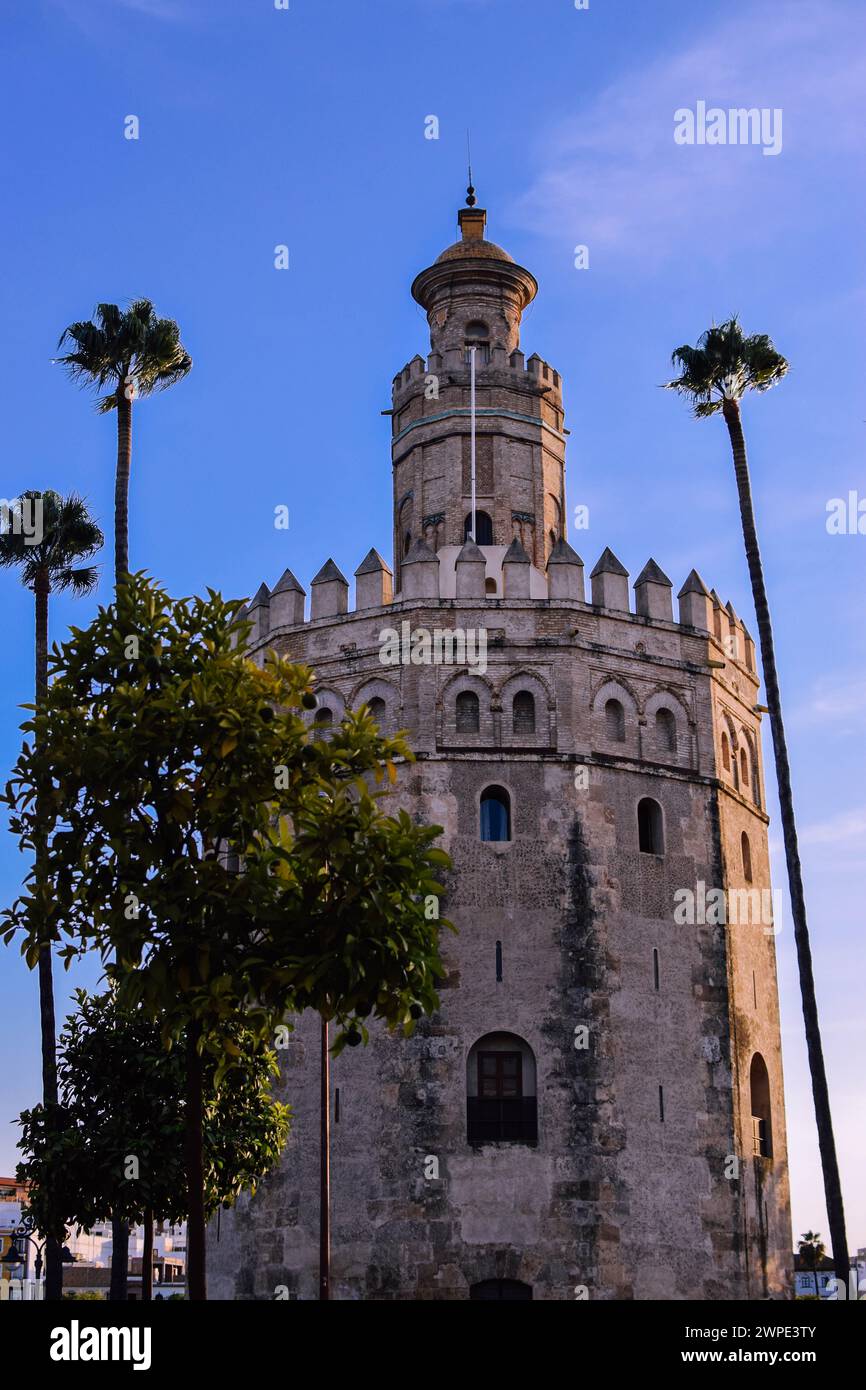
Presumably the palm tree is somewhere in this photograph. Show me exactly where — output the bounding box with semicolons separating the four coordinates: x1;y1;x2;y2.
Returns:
0;490;103;1300
664;318;850;1290
798;1230;825;1299
56;303;190;1297
56;301;192;588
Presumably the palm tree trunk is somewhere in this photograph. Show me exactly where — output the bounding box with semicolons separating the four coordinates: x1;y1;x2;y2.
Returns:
185;1022;207;1301
115;385;132;588
320;1015;330;1301
722;396;850;1287
34;576;63;1302
142;1210;154;1301
112;379;134;1291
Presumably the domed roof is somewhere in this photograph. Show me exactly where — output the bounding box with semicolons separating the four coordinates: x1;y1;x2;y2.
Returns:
436;238;515;265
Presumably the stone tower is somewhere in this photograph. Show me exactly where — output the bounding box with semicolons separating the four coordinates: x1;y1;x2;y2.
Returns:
208;197;792;1301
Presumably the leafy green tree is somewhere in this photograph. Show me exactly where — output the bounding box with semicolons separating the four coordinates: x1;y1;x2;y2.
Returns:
3;573;451;1299
56;302;191;587
18;989;289;1300
797;1230;826;1300
56;300;191;1288
0;489;102;1300
665;318;849;1285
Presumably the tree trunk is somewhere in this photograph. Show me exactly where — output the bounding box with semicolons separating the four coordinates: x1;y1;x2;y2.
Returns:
111;380;134;1296
34;576;63;1302
722;396;850;1287
319;1015;330;1301
115;386;133;588
109;1217;129;1301
185;1023;207;1301
142;1209;153;1301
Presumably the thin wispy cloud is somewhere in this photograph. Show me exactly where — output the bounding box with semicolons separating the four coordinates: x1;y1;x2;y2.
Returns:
513;0;866;266
791;673;866;729
53;0;186;22
796;806;866;848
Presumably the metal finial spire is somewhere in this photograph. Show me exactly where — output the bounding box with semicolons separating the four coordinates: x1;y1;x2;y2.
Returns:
466;130;476;207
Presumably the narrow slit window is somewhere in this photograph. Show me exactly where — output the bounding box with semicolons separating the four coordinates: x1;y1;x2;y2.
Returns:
495;940;503;983
741;831;753;883
658;1085;665;1123
653;948;660;992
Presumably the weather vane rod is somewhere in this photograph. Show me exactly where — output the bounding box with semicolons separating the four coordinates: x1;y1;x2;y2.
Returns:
466;130;476;206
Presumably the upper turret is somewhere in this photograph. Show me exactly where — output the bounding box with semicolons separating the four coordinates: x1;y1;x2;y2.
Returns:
391;192;566;588
410;204;538;359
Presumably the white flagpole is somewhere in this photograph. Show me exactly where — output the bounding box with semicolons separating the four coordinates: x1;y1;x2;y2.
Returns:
470;345;477;542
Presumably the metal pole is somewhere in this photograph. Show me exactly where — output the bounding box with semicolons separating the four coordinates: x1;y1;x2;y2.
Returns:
319;1015;330;1300
470;345;477;541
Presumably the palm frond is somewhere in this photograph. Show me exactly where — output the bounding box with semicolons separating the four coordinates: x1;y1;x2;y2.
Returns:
0;490;103;592
58;300;191;405
664;318;788;417
54;565;100;596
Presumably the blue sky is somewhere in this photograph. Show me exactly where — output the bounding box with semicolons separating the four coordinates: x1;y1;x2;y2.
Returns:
1;0;864;1251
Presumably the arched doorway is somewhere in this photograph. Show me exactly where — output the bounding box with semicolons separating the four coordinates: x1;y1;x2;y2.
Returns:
469;1279;533;1301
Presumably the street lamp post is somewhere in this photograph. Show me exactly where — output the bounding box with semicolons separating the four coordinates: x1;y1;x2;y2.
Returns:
1;1215;76;1297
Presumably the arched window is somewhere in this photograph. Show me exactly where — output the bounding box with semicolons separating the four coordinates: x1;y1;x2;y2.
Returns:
467;1032;537;1144
464;510;493;545
456;690;480;734
464;319;490;365
313;706;333;739
741;831;753;883
480;786;510;842
484;577;497;595
470;1280;533;1301
367;696;386;728
740;747;749;789
750;1053;773;1158
721;731;731;772
512;690;536;734
403;530;412;557
605;698;626;743
655;708;676;753
638;797;664;855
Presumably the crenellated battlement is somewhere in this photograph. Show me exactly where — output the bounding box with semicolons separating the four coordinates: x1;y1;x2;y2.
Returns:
391;348;562;403
241;544;756;679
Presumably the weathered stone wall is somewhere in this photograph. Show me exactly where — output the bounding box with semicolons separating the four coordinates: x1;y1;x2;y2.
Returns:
206;589;792;1300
